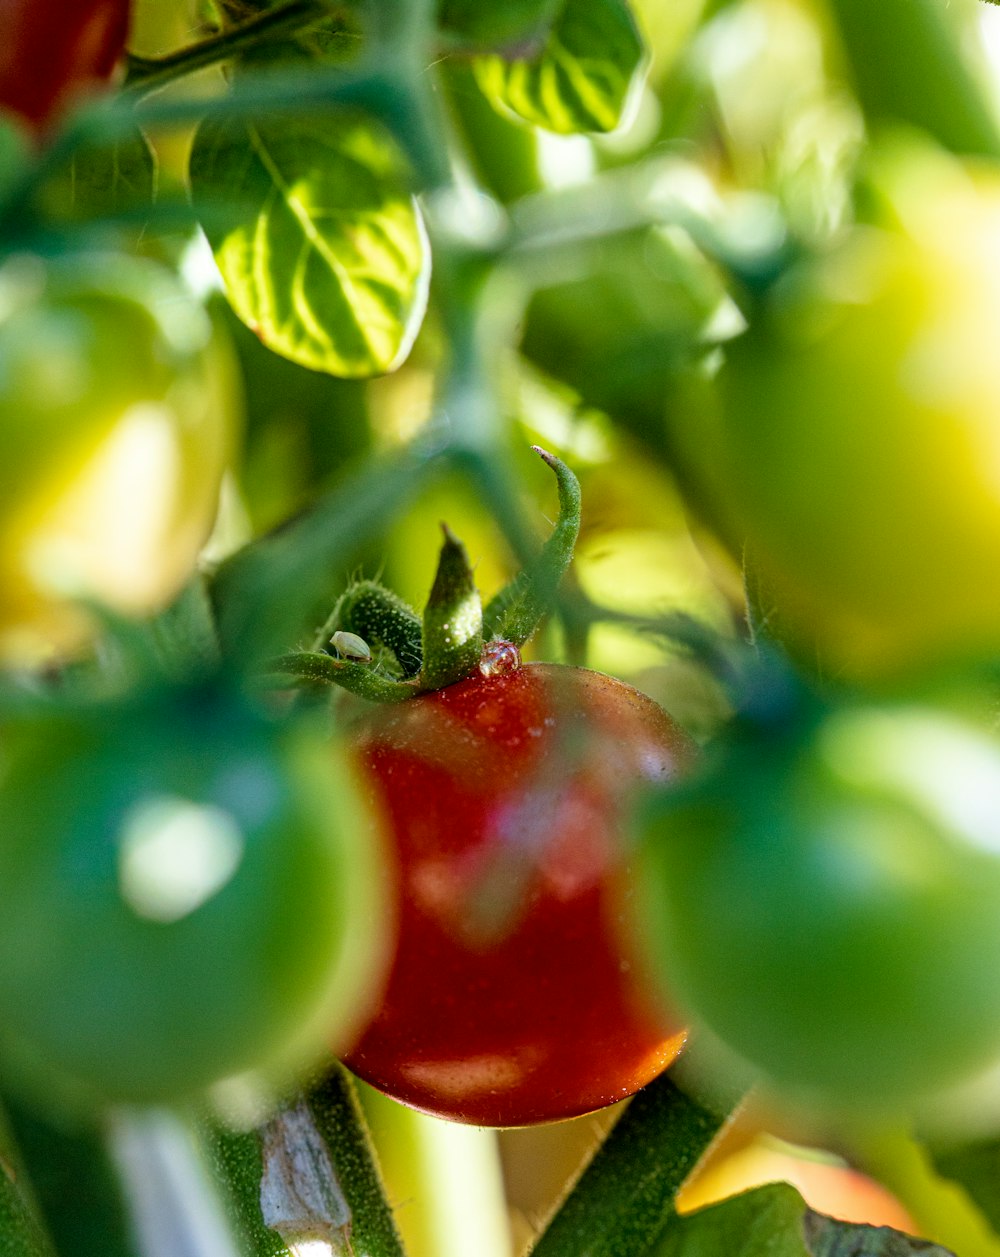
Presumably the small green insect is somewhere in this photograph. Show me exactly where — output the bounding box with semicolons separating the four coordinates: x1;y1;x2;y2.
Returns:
330;631;372;663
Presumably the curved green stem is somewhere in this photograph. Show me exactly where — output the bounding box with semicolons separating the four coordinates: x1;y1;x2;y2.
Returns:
358;1083;510;1257
123;0;352;97
482;447;581;647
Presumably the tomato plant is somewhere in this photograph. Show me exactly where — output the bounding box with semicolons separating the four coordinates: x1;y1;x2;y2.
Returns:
0;252;235;663
0;0;129;131
635;701;1000;1111
341;656;692;1126
1;0;1000;1253
0;691;390;1107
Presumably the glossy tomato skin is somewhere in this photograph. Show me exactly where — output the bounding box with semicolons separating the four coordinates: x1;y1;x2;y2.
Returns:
0;253;237;662
0;0;129;130
0;695;390;1108
678;143;1000;682
340;661;692;1127
635;705;1000;1112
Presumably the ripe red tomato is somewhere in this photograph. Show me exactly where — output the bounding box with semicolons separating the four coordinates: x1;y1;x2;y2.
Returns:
0;0;130;131
340;654;692;1127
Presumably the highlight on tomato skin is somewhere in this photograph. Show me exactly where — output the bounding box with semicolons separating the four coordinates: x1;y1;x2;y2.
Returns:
339;658;694;1128
0;0;131;131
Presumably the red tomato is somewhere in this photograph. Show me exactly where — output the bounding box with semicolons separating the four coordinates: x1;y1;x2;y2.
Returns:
0;0;130;131
340;655;692;1127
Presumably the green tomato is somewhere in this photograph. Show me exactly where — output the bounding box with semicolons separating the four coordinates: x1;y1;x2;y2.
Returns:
678;143;1000;681
635;703;1000;1111
0;252;237;663
0;693;389;1107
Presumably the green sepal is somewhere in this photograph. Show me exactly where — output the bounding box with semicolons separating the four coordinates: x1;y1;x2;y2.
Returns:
323;580;423;678
420;525;484;690
268;651;419;702
483;446;581;647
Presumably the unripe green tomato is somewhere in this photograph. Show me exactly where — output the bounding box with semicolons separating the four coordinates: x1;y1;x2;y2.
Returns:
0;695;390;1107
635;705;1000;1111
680;144;1000;681
0;253;237;663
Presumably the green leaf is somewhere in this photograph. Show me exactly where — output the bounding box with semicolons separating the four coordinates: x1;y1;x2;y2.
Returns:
653;1183;955;1257
189;111;430;378
438;0;562;52
930;1137;1000;1234
473;0;647;135
324;578;424;676
3;1092;135;1257
0;1103;58;1257
36;130;156;227
0;114;30;205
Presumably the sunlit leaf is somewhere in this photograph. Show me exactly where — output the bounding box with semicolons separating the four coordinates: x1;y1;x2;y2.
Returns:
473;0;647;135
930;1136;1000;1234
189;112;430;378
653;1183;954;1257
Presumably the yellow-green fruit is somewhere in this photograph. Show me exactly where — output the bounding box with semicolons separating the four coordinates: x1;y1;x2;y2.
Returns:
0;252;237;661
680;145;1000;681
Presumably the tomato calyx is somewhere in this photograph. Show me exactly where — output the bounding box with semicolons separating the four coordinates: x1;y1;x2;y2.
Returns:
269;445;578;702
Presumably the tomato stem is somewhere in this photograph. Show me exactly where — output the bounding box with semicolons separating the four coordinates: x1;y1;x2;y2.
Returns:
528;1068;744;1257
201;1068;408;1257
123;0;350;98
269;650;419;702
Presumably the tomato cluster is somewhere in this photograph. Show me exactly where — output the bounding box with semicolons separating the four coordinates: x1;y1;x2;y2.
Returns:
341;658;691;1126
